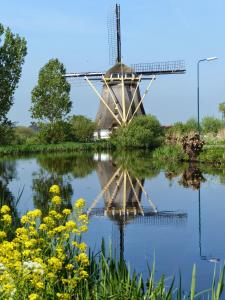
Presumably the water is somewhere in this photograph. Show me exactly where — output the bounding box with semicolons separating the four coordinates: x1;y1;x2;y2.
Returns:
1;151;225;291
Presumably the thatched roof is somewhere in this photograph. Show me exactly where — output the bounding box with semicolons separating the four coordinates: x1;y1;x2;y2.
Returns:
105;63;133;77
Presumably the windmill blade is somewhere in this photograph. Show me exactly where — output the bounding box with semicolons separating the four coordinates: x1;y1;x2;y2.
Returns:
107;5;117;65
131;60;186;75
107;4;121;65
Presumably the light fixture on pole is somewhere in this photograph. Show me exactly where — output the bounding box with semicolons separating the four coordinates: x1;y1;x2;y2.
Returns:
197;57;218;133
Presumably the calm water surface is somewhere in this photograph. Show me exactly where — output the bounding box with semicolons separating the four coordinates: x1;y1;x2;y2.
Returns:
1;151;225;291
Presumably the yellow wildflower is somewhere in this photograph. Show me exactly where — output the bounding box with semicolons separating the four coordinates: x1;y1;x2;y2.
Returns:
51;196;62;205
35;281;44;289
39;223;47;231
49;184;60;194
65;263;73;271
21;215;29;224
57;293;71;300
0;205;10;214
2;214;12;225
43;216;55;226
65;220;76;230
48;257;62;270
74;198;85;209
62;208;71;215
79;225;88;233
78;214;88;223
29;294;39;300
0;231;6;239
79;269;88;279
75;253;89;266
78;242;87;252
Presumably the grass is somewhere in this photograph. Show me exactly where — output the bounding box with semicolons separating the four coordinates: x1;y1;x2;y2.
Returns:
75;246;225;300
0;141;113;155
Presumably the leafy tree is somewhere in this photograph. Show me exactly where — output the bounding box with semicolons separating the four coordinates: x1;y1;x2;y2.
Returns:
70;115;96;142
111;115;164;149
31;59;72;124
219;102;225;120
201;116;222;134
37;121;73;144
0;23;27;122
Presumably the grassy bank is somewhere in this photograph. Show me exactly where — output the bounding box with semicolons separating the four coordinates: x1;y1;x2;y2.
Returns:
152;144;225;165
0;141;113;156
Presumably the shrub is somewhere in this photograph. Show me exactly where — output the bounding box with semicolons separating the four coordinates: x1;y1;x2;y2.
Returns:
37;121;73;144
111;115;164;149
70;115;96;142
14;126;36;144
0;122;15;146
201;116;223;134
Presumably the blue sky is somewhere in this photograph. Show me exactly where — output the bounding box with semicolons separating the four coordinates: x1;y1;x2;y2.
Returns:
1;0;225;125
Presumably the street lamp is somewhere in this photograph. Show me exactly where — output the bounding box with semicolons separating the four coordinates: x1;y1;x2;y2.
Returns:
197;57;218;133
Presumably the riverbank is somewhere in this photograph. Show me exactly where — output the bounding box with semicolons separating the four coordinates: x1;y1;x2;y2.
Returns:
0;141;113;155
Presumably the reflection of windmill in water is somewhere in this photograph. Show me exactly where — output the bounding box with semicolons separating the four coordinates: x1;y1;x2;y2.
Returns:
65;4;186;138
87;157;187;259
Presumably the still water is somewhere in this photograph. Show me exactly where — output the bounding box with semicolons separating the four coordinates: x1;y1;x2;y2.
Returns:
1;151;225;291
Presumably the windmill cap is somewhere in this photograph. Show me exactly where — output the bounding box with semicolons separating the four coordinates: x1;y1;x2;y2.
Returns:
105;62;134;77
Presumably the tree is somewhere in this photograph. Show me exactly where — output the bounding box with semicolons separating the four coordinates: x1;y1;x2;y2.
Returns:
219;102;225;120
0;23;27;122
111;115;164;149
201;116;222;134
31;59;72;124
70;115;96;142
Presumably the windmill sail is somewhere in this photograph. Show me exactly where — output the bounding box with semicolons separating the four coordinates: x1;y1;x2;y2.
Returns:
108;4;121;65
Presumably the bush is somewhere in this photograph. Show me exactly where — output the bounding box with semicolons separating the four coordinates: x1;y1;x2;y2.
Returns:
70;115;95;142
14;126;37;144
169;118;198;134
37;121;73;144
111;115;164;149
0;122;15;146
201;116;223;134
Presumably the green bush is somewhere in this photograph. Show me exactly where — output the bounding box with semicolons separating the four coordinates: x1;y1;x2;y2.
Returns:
0;122;15;146
168;118;198;134
37;121;73;144
14;126;36;144
70;115;96;142
111;115;164;149
201;116;223;134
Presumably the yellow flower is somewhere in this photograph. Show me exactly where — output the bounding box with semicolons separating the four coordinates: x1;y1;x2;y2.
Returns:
0;231;7;239
21;215;29;224
29;294;39;300
78;214;88;224
2;214;12;225
75;253;89;266
43;216;55;226
65;263;73;271
39;223;47;231
35;281;44;289
79;225;88;233
27;209;42;218
74;198;85;209
0;205;10;214
62;208;71;215
49;184;60;194
57;293;71;300
78;242;87;252
65;220;76;230
48;257;62;270
79;269;88;279
51;196;62;205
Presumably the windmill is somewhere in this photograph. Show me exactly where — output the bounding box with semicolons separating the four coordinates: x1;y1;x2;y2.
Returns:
65;4;186;138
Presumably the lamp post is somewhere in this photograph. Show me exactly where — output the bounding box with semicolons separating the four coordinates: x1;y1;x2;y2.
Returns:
197;57;218;133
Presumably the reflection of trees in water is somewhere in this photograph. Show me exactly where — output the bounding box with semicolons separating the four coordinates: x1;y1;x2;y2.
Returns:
179;164;205;190
33;153;97;212
32;169;73;212
37;153;96;178
112;150;160;179
0;160;19;227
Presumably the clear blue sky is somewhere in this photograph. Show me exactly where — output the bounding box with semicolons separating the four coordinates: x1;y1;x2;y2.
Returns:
1;0;225;125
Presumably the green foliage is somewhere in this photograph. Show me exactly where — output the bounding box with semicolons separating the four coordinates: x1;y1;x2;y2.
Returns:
169;118;198;134
31;59;72;123
70;115;96;142
37;121;73;144
201;116;223;134
0;121;15;146
14;126;36;144
111;115;164;149
219;102;225;119
0;24;27;123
